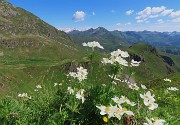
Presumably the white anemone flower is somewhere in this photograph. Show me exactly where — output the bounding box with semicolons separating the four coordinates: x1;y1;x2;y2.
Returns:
76;89;85;103
128;83;140;90
96;105;107;115
67;67;88;82
96;104;134;120
115;56;128;66
101;58;110;64
140;91;158;110
163;78;171;82
82;41;104;49
36;85;42;89
143;117;166;125
112;96;136;106
18;93;31;99
54;83;62;86
110;49;129;58
67;87;74;94
131;59;141;67
76;67;88;82
167;87;179;91
114;105;134;120
67;72;77;78
141;84;147;89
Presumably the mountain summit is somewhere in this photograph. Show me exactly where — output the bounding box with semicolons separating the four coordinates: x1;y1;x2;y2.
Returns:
0;0;80;61
69;27;129;51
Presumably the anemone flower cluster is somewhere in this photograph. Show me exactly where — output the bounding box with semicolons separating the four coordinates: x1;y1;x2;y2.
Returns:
36;85;42;89
143;117;166;125
67;87;85;103
96;95;134;120
163;78;171;82
140;91;158;110
127;82;140;90
96;105;134;120
68;66;88;82
112;96;136;106
82;41;104;49
101;49;141;67
18;93;32;99
34;85;42;91
167;87;179;91
54;83;62;86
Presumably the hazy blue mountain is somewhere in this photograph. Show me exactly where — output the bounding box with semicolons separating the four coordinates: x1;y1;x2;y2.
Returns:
69;27;180;50
69;27;129;51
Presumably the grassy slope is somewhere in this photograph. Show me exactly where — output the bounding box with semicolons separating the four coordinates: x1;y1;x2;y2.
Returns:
159;52;180;71
0;0;86;95
126;43;175;82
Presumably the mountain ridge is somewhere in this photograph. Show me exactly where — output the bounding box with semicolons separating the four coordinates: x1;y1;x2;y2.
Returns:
0;0;82;62
68;27;180;48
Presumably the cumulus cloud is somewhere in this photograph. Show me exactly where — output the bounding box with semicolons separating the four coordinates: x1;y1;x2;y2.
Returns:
135;6;177;23
157;19;164;23
151;6;166;14
136;6;165;20
126;10;134;15
161;9;174;16
170;10;180;18
172;18;180;22
137;19;146;23
73;11;86;22
136;7;152;19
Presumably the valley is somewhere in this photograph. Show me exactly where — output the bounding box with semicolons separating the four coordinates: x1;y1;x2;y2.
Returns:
0;0;179;124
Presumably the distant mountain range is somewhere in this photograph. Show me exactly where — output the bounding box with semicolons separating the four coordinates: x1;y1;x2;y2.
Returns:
0;0;179;91
68;27;180;51
68;27;129;51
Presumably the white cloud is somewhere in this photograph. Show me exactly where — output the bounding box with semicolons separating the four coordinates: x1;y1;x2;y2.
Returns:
125;22;131;25
149;15;159;18
62;28;74;33
73;11;86;22
126;10;134;15
170;10;180;18
92;12;95;16
135;6;177;23
151;6;166;14
136;6;165;20
137;19;145;23
161;9;174;16
172;18;180;22
116;23;121;26
136;7;151;19
157;19;164;23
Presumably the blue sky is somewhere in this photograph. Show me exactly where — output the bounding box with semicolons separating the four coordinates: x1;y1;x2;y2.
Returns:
8;0;180;32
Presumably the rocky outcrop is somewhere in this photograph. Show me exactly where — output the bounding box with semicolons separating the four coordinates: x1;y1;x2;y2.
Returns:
130;54;145;62
161;55;175;66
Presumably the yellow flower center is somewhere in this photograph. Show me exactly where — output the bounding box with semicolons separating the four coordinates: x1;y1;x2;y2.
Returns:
105;107;110;113
154;117;158;120
122;108;127;111
148;103;152;107
103;116;108;123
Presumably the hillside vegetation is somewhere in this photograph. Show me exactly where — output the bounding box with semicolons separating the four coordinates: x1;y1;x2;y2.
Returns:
0;1;179;125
